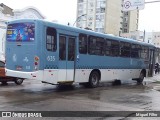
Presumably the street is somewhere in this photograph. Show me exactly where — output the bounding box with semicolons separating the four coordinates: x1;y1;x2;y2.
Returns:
0;74;160;120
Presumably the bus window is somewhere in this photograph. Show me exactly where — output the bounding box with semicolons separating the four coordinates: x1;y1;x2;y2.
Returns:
120;42;131;57
105;40;111;56
68;37;75;61
131;44;141;58
141;46;149;59
79;34;87;54
111;40;119;56
59;36;66;60
46;27;57;51
88;36;104;56
96;37;104;55
88;36;97;55
105;39;119;57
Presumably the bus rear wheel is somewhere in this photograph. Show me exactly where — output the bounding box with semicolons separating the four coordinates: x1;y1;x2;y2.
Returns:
88;71;100;88
137;72;145;83
14;78;24;85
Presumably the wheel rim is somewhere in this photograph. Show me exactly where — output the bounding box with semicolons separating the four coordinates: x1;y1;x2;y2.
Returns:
140;73;144;80
16;79;23;83
91;74;98;85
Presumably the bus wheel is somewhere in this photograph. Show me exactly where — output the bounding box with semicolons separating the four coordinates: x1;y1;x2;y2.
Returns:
1;81;8;85
137;72;145;83
15;78;24;85
88;71;100;88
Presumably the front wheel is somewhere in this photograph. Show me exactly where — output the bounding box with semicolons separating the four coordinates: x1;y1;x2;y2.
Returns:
137;72;145;83
88;71;100;88
14;78;24;85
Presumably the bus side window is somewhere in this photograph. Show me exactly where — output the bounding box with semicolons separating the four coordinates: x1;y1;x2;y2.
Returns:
96;37;104;56
105;39;111;56
131;44;141;58
141;46;149;59
79;34;87;54
46;27;57;51
120;42;131;57
59;36;66;60
111;40;119;57
88;36;104;56
88;36;96;55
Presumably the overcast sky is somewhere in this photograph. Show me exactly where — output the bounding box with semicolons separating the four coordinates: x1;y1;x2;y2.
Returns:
1;0;160;32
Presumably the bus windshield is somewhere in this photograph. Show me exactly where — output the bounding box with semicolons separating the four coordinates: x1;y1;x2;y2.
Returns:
7;22;35;42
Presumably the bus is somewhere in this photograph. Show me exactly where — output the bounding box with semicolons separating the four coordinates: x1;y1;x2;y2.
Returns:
5;19;155;88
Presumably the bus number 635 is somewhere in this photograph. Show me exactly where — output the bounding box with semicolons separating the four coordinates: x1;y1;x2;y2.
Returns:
47;56;55;61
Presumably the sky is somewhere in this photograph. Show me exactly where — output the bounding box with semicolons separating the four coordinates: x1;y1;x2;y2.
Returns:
1;0;160;32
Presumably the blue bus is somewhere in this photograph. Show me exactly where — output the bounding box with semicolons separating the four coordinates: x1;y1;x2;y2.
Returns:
5;19;155;87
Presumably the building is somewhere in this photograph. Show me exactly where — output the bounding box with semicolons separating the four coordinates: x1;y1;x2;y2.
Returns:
122;10;139;33
0;3;45;61
0;3;13;16
152;32;160;47
120;30;160;47
76;0;139;36
120;30;144;42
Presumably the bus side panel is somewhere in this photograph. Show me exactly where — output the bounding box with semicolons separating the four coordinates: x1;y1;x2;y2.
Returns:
75;54;144;83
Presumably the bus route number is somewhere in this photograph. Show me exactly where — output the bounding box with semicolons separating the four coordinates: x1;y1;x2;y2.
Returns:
47;56;55;61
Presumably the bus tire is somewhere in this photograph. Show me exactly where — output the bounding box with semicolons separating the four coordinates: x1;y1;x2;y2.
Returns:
88;71;100;88
1;81;8;85
137;72;145;83
14;78;24;85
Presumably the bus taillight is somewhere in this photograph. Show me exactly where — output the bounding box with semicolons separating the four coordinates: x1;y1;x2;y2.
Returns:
35;56;39;61
34;62;38;65
34;56;39;70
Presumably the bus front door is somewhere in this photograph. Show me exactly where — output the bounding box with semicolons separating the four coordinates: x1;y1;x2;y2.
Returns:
59;35;76;83
148;49;155;77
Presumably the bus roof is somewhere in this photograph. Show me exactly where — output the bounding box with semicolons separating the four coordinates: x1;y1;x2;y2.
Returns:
7;19;155;48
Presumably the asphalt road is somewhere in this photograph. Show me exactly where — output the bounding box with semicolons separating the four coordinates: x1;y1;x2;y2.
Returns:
0;74;160;120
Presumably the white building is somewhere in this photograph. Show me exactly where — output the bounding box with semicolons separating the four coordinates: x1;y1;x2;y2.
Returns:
76;0;139;36
0;4;45;61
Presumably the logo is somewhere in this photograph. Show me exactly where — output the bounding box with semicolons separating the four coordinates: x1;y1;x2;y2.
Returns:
2;112;11;117
124;1;131;9
13;54;17;62
23;57;29;62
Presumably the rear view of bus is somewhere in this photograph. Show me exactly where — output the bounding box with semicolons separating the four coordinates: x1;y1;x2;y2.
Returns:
5;19;42;80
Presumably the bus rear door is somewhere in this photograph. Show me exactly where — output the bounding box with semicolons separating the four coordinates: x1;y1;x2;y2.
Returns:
148;49;155;77
58;35;76;83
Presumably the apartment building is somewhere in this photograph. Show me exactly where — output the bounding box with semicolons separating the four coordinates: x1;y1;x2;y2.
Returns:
76;0;139;36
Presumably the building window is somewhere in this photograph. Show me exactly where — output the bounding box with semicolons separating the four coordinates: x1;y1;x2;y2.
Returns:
78;0;83;3
124;29;128;33
46;27;57;51
124;12;129;16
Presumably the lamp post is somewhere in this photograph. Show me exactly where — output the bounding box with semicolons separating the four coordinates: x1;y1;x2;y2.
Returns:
73;14;87;26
